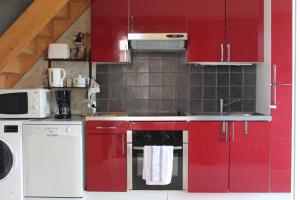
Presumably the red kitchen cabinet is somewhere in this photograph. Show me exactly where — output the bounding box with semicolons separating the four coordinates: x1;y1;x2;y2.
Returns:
230;122;270;192
187;0;264;63
226;0;264;62
91;0;129;63
187;0;226;62
86;121;127;191
272;0;293;84
129;0;187;33
189;122;229;192
189;121;270;192
270;86;292;192
270;0;292;192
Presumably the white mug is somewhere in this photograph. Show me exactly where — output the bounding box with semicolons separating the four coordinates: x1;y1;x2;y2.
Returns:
73;74;86;87
48;68;66;87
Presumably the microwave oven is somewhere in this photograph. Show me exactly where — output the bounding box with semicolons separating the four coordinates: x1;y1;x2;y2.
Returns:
0;89;50;119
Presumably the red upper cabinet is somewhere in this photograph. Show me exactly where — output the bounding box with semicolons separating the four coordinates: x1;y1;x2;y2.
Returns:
189;122;229;192
272;0;292;83
91;0;129;63
226;0;264;62
86;121;127;192
187;0;264;63
129;0;187;33
229;122;270;192
187;0;226;62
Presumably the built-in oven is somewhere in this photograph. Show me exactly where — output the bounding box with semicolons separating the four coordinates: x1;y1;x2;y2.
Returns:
127;128;188;190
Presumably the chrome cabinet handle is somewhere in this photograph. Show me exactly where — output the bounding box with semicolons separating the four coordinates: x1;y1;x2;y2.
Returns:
225;122;229;143
221;43;224;62
222;121;226;134
270;64;292;109
96;126;117;129
227;44;231;62
244;122;248;135
130;16;134;33
122;134;125;155
232;122;235;142
270;64;277;109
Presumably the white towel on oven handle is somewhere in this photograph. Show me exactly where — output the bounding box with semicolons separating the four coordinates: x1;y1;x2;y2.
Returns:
142;146;152;182
160;146;174;184
142;146;174;185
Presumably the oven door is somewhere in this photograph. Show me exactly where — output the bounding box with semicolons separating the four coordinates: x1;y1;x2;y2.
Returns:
131;146;183;190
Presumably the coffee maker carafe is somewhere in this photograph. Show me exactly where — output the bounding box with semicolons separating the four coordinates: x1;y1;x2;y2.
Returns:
55;90;71;119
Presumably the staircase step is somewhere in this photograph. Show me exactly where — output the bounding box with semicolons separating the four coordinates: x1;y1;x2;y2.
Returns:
0;74;7;89
18;50;45;73
1;57;23;74
52;1;89;39
54;4;70;19
34;36;53;53
38;23;54;37
52;18;72;39
5;73;22;88
69;1;90;18
20;40;36;55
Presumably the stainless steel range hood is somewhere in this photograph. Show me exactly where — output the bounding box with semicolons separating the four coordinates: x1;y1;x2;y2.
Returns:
128;33;187;51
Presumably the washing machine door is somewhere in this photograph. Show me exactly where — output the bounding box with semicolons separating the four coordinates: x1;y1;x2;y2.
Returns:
0;139;14;181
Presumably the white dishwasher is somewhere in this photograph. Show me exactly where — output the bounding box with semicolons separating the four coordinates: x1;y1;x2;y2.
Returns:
22;120;83;199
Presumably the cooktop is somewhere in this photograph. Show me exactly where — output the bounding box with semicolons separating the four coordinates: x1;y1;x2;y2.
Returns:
128;112;187;116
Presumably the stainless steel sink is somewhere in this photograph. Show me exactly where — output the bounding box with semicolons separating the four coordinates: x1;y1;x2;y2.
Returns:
186;112;264;116
221;112;263;116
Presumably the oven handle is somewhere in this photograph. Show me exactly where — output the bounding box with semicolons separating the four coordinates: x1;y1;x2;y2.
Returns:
133;146;183;150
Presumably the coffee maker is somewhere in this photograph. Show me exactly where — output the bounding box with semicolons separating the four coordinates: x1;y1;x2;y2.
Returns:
55;90;71;119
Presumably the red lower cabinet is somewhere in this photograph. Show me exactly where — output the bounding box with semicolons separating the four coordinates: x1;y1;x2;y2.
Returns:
189;122;229;192
189;121;270;192
86;121;127;191
270;86;292;192
229;122;270;192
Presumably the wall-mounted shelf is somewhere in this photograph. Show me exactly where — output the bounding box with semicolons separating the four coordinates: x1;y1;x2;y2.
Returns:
45;57;92;89
44;58;90;62
47;87;88;89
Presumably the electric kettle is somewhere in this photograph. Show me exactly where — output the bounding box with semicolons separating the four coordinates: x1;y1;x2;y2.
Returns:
48;68;66;87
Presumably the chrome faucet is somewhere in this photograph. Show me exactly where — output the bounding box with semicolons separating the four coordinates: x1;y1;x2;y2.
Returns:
219;98;242;114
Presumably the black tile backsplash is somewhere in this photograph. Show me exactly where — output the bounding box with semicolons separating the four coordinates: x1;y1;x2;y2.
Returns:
96;52;256;114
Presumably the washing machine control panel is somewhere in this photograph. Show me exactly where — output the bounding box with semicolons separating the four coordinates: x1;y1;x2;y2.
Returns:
4;125;19;133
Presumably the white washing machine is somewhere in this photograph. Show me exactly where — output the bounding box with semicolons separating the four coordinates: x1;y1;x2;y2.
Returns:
0;120;23;200
23;119;84;200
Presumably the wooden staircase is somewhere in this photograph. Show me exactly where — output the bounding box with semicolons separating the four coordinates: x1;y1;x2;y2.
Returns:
0;0;90;89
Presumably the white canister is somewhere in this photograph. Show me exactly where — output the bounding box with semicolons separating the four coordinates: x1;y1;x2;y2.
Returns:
48;68;66;87
73;74;86;87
